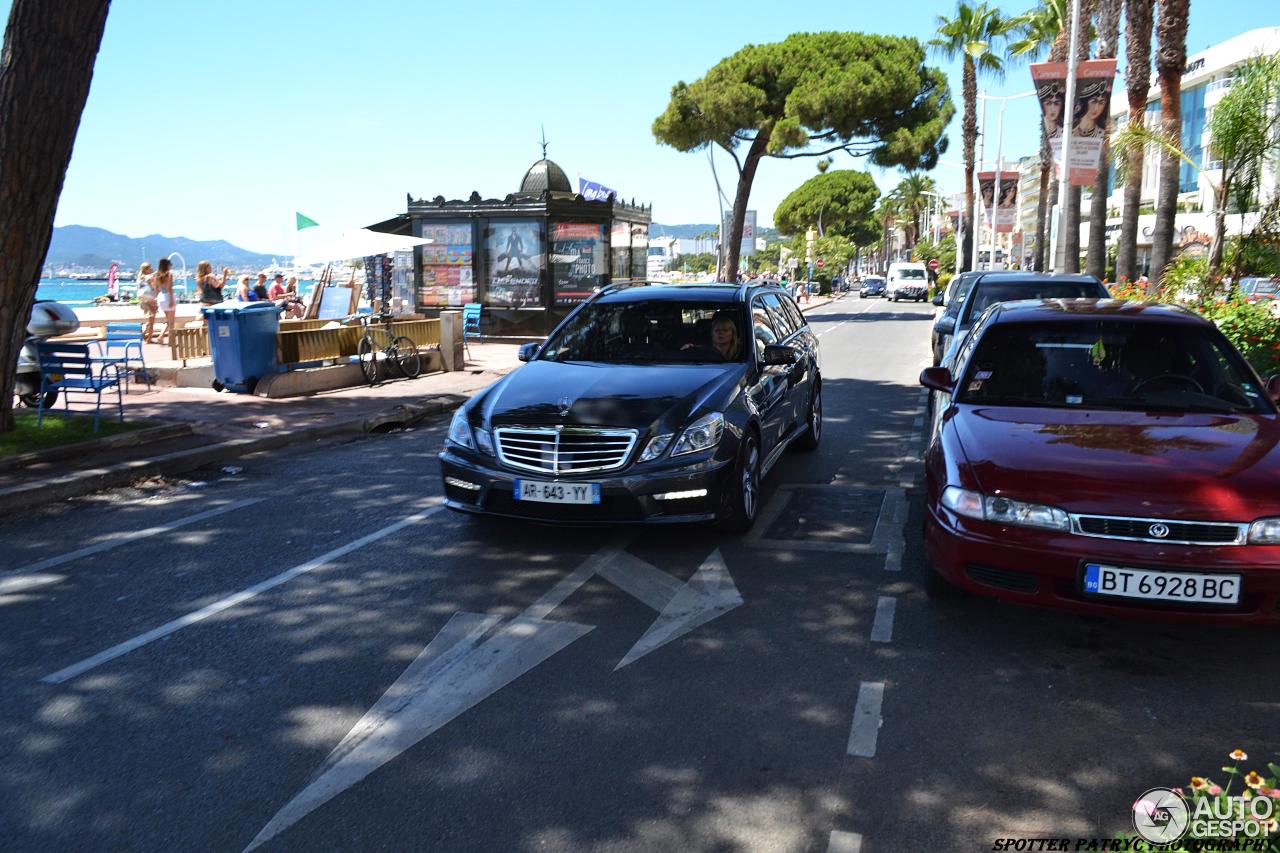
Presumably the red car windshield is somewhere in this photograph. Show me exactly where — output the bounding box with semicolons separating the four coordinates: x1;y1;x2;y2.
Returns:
957;321;1274;414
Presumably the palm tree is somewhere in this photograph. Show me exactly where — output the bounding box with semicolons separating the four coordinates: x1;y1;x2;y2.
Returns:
877;196;902;272
1115;0;1155;283
1010;0;1070;271
931;3;1017;273
1060;0;1096;273
1085;0;1121;280
1148;0;1191;283
891;174;939;249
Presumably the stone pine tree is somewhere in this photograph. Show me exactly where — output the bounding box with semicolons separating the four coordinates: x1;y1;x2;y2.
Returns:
653;32;953;283
774;171;881;245
0;0;111;432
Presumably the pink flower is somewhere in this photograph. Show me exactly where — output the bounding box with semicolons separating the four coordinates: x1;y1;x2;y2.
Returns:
1209;784;1223;795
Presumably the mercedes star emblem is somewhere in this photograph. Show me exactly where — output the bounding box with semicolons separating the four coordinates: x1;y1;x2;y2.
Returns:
558;396;572;417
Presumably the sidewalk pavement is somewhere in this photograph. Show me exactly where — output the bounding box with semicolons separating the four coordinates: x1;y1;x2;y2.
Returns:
0;342;524;512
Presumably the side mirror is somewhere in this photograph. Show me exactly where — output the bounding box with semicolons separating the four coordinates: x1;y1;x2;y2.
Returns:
1267;374;1280;403
934;317;956;337
763;344;799;366
517;342;540;362
919;366;955;394
931;293;944;307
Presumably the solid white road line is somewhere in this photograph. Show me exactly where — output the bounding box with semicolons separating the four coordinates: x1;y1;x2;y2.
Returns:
41;503;444;685
827;830;864;853
0;498;265;594
882;491;907;573
847;681;885;758
870;596;896;643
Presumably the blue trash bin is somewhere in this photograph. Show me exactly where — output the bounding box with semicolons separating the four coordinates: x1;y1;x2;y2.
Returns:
202;302;281;393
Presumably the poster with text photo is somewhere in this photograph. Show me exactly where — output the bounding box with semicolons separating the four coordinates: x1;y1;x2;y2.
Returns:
1068;59;1117;185
552;222;606;305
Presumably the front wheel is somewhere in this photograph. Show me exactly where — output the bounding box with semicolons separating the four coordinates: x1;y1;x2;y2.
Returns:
390;336;421;378
358;336;379;385
719;433;761;533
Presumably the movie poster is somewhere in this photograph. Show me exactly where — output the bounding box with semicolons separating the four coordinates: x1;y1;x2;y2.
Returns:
551;222;606;305
1068;59;1118;186
1031;59;1118;186
485;220;543;308
1031;62;1068;171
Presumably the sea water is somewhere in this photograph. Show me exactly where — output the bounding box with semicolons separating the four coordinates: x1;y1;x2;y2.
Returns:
36;277;317;306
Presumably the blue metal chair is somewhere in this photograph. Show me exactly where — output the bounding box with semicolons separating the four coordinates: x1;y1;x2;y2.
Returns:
36;342;124;433
462;303;482;355
93;322;151;391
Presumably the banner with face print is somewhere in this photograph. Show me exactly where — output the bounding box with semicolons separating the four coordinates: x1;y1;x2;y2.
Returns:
1067;59;1118;186
1031;62;1069;173
978;171;1019;234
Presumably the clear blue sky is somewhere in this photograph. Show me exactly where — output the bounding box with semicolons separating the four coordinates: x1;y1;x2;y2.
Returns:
2;0;1274;255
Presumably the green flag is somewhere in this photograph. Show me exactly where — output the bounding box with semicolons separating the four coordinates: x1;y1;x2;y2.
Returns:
296;211;319;230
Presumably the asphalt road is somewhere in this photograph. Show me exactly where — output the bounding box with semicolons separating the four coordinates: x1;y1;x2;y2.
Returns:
1;294;1276;853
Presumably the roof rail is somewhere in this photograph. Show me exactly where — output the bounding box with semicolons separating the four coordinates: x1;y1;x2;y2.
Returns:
590;279;656;300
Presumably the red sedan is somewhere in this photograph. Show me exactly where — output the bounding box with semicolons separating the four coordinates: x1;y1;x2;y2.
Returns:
919;299;1280;622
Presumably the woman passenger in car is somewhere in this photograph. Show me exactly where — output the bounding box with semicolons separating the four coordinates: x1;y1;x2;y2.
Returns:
682;311;742;361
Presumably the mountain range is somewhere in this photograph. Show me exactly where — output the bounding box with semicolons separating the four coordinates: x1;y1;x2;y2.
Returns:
649;223;781;242
45;225;283;271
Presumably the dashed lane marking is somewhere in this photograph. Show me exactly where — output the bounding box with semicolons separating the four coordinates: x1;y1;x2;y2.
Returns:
41;503;445;685
827;830;864;852
846;681;885;758
870;596;896;643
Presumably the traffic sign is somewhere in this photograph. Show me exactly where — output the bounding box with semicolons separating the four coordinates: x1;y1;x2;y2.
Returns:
928;259;939;271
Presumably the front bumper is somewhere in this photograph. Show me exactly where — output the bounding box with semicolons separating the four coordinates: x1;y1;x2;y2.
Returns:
924;502;1280;623
439;447;735;525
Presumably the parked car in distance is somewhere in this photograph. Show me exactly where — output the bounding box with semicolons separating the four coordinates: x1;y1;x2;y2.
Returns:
887;262;929;302
919;299;1280;622
935;272;1111;371
439;281;822;532
930;271;981;366
859;276;887;298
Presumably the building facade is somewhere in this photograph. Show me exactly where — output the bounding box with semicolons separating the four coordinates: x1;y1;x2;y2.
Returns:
1100;27;1280;272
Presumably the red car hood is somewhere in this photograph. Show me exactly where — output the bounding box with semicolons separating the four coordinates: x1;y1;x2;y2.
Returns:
954;406;1280;521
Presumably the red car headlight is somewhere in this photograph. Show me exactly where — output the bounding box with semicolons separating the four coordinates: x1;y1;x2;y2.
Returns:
1249;518;1280;544
941;486;1070;532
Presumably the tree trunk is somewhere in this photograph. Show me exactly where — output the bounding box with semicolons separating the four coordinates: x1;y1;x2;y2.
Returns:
0;0;111;433
961;58;977;273
1087;0;1122;279
1059;0;1096;275
1208;173;1228;276
1149;0;1191;285
1117;0;1154;283
1034;132;1051;271
723;130;771;283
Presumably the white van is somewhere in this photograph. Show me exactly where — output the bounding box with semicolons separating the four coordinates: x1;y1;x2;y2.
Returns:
886;262;929;302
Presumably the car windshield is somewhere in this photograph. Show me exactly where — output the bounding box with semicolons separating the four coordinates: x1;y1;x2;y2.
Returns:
957;321;1273;414
897;269;927;280
538;300;747;364
962;280;1106;323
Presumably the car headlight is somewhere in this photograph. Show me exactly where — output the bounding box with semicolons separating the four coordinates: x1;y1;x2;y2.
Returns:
671;412;724;456
638;432;673;462
475;427;494;455
1249;517;1280;544
940;486;1070;531
447;407;475;450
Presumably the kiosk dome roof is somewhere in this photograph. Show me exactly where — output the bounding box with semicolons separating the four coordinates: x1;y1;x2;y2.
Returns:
520;159;572;194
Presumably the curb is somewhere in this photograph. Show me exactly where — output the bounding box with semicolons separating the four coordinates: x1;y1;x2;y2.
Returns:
0;393;471;514
0;421;193;474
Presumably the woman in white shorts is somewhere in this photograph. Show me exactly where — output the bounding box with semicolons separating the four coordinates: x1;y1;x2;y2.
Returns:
153;258;177;345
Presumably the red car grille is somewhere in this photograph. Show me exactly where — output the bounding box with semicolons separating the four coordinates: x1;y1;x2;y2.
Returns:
1073;515;1246;546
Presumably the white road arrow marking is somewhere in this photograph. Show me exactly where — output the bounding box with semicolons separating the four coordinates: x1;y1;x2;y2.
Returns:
244;609;593;851
614;549;742;670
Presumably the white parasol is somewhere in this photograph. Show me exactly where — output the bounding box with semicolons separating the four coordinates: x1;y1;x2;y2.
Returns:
292;228;432;265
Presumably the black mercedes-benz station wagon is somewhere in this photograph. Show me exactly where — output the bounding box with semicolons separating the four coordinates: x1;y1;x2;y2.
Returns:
439;281;822;531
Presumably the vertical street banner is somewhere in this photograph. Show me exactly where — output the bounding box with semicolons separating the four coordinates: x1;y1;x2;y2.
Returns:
1031;62;1068;172
1067;58;1118;186
1031;59;1118;186
721;210;758;257
978;171;997;227
996;171;1019;233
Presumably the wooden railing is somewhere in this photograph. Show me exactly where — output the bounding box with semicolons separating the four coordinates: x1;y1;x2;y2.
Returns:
276;318;439;365
170;327;210;363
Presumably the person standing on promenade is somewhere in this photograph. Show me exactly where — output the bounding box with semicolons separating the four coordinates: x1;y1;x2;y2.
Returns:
153;258;178;345
196;261;229;326
137;262;159;341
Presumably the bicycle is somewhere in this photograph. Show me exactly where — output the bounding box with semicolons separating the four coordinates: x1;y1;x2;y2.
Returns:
346;312;422;385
